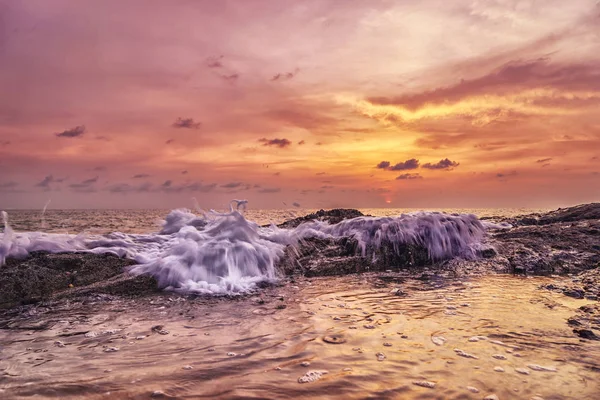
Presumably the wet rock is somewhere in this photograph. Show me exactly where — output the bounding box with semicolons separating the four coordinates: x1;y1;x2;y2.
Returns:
574;328;599;340
277;209;365;229
151;325;169;335
0;252;145;309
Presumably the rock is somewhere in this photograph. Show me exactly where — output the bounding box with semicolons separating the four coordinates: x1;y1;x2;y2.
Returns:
493;366;505;372
573;328;599;340
0;252;150;309
466;386;479;393
515;368;530;375
277;209;365;229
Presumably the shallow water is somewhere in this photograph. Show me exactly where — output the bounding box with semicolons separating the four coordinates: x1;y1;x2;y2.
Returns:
1;274;598;399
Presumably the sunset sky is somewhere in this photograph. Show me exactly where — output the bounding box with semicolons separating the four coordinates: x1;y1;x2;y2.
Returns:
1;0;599;209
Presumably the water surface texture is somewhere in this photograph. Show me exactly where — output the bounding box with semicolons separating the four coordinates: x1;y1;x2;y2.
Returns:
1;275;598;399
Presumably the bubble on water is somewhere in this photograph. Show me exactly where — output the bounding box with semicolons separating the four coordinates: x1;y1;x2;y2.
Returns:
454;349;478;359
323;334;346;344
298;370;328;384
468;336;487;342
515;368;530;375
413;381;436;389
431;336;446;346
483;395;499;400
104;347;119;352
527;364;557;372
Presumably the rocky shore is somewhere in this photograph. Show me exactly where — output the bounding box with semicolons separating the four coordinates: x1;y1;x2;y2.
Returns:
1;203;599;316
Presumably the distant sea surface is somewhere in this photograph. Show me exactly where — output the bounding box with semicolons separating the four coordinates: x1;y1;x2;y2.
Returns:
2;207;551;234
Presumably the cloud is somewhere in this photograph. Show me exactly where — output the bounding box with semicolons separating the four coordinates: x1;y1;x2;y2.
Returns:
389;159;420;171
367;58;600;109
69;176;98;191
220;73;239;82
376;161;391;169
206;55;224;69
536;157;552;163
221;182;243;189
55;125;85;138
496;171;518;178
421;158;459;170
0;181;18;191
258;187;281;193
271;68;299;82
35;175;54;189
258;138;292;148
172;117;201;129
396;173;423;180
107;182;153;194
132;173;150;179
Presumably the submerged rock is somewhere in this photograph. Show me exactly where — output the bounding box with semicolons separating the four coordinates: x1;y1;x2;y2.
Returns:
0;252;156;309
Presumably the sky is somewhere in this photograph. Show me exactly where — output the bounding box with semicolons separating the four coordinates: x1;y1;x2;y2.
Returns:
1;0;599;210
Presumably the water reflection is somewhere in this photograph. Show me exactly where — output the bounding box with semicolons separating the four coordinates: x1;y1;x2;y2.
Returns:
0;275;598;399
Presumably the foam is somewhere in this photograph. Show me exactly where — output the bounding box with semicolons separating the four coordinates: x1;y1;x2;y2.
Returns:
0;203;491;295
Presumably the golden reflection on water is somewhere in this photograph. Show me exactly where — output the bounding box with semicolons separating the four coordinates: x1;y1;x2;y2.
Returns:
0;274;598;399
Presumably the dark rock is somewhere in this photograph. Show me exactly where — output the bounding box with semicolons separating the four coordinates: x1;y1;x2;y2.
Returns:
277;208;365;229
0;252;147;309
573;328;599;340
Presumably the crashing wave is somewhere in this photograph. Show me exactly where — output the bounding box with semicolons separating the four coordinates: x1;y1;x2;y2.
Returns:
0;202;490;294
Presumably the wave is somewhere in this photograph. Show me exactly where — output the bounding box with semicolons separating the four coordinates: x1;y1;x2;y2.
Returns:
0;202;491;294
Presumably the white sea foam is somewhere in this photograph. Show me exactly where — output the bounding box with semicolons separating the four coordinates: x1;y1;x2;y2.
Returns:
0;203;490;294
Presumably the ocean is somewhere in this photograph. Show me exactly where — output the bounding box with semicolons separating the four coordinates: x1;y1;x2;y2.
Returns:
2;205;598;399
3;207;548;234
